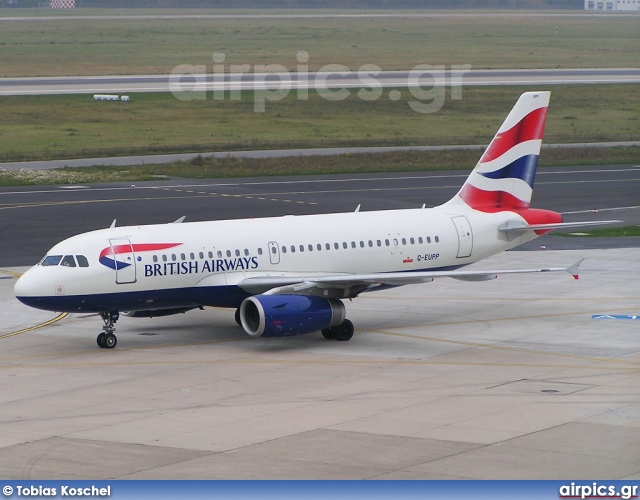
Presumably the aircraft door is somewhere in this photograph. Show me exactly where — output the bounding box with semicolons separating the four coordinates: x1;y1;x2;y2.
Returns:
109;238;137;284
451;216;473;258
268;241;280;265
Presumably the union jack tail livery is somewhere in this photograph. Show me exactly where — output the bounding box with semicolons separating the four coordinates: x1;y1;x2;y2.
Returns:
451;91;550;212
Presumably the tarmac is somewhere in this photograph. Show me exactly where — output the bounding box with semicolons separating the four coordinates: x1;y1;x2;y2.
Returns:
0;248;639;479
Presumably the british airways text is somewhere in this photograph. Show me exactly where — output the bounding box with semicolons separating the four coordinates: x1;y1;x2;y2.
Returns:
144;257;259;277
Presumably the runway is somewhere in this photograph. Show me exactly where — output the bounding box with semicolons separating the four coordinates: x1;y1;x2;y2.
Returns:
0;165;639;267
2;68;639;96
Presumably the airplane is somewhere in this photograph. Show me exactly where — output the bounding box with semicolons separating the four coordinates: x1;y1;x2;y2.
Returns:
14;91;618;349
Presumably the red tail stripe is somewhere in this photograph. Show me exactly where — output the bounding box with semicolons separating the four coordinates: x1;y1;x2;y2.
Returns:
459;184;530;212
480;107;548;164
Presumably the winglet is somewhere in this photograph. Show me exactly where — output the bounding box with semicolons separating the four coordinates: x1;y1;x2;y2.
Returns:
566;258;585;280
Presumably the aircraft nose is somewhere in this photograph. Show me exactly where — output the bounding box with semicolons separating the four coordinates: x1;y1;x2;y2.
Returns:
14;269;44;301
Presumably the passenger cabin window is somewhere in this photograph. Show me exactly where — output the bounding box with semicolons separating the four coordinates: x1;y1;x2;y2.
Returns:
76;255;89;267
61;255;76;267
258;248;263;255
42;255;62;266
435;236;440;243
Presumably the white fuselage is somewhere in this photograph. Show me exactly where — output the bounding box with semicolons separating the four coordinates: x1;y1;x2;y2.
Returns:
14;204;534;313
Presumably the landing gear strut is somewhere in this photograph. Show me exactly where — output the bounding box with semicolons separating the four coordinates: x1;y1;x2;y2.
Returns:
97;311;119;349
322;319;354;342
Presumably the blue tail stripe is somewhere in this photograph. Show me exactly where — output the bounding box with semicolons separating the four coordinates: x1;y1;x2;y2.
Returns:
479;154;539;188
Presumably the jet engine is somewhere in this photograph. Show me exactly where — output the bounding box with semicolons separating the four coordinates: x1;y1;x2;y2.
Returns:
239;294;345;338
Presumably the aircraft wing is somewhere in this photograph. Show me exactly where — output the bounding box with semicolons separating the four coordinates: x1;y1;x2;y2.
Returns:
237;259;584;298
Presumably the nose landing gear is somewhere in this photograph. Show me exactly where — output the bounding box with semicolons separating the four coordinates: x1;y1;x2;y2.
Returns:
97;311;119;349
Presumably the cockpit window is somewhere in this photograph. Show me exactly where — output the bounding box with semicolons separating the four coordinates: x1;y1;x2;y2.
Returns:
60;255;77;267
42;255;63;266
76;255;89;267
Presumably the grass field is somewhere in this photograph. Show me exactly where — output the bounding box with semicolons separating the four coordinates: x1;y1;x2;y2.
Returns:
0;12;638;77
1;85;638;162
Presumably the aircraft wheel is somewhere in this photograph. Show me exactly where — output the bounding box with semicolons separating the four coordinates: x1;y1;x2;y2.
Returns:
321;328;336;340
334;319;354;342
97;333;106;348
103;333;117;349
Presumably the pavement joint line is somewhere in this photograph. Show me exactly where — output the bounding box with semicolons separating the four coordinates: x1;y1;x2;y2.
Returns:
1;357;637;373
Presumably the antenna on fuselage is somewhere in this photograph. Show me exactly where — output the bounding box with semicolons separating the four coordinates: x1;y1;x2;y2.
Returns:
110;219;116;228
354;204;361;213
173;216;186;223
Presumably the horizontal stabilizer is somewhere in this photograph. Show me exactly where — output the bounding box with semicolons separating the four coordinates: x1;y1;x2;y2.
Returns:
499;220;622;233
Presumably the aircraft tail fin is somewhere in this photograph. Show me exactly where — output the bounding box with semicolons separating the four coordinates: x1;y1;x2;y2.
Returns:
448;91;550;212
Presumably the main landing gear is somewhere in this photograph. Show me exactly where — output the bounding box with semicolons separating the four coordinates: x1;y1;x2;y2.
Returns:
97;311;119;349
322;319;355;342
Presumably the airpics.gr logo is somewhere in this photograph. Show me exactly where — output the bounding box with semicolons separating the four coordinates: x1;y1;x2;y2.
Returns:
99;243;181;270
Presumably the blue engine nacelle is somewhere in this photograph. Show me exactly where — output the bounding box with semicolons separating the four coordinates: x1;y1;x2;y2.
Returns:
239;294;346;338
